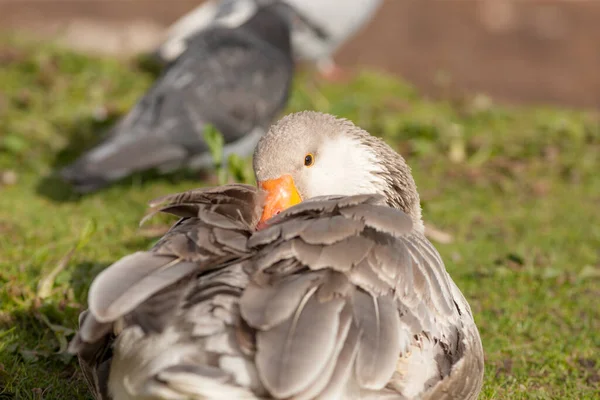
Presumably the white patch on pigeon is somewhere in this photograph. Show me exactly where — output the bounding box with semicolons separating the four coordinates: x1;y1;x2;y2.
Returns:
216;0;258;29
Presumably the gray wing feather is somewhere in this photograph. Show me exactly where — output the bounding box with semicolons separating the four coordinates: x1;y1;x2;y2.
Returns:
240;273;324;330
242;193;483;399
298;215;364;245
339;203;413;238
313;320;361;400
292;303;354;400
255;285;346;397
87;252;193;323
352;291;402;389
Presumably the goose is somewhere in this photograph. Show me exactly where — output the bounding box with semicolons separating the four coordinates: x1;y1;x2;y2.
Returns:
69;111;484;399
60;1;295;193
153;0;384;80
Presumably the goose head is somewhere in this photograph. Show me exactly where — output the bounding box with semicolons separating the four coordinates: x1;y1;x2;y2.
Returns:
253;111;423;231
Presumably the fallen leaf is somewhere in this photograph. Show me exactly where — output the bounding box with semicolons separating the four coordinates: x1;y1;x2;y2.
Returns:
0;170;18;186
36;312;75;354
578;265;600;281
424;221;454;244
37;219;96;299
37;248;75;299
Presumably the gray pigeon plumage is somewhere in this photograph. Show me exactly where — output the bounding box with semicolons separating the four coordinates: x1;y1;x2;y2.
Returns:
60;1;294;193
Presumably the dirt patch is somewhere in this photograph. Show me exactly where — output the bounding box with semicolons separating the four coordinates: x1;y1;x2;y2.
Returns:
578;358;600;386
495;357;514;379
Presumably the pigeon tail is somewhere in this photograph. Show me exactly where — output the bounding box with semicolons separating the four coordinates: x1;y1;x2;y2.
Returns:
60;135;187;193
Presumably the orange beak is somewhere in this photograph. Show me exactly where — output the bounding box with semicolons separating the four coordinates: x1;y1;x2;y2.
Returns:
257;174;302;229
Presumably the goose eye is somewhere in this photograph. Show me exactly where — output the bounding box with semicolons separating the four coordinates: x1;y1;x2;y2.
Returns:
304;153;315;167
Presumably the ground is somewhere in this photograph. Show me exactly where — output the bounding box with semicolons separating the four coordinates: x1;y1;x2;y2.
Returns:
0;37;598;399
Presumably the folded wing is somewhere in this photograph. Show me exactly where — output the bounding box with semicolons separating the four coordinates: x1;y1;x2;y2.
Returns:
241;194;484;399
70;184;264;400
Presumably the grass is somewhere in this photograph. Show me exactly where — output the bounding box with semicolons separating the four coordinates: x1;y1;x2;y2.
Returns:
0;36;598;399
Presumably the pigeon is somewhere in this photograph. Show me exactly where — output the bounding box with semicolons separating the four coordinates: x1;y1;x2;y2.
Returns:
154;0;384;80
60;0;295;193
69;111;484;399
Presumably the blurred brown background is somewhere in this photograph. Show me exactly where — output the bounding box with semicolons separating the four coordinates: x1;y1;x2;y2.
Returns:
1;0;599;109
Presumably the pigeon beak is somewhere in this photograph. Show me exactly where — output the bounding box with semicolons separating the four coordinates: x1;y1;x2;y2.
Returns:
257;175;302;230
